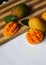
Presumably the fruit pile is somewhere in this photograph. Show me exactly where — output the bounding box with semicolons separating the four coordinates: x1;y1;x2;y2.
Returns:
25;11;46;44
3;3;29;36
3;3;46;45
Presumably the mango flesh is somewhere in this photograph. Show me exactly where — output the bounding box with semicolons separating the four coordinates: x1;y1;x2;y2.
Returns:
11;4;29;18
28;17;46;32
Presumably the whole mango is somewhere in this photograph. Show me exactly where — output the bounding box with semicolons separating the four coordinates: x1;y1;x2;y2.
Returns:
28;17;46;32
11;3;29;18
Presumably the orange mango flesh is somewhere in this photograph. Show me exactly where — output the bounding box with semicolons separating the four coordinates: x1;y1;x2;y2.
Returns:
3;22;20;36
26;29;44;44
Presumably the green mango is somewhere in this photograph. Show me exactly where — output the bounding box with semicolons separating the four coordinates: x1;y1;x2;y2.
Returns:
11;3;29;18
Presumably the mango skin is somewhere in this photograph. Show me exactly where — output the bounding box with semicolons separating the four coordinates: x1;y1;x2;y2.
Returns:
4;15;15;24
42;11;46;21
11;4;29;18
28;17;46;32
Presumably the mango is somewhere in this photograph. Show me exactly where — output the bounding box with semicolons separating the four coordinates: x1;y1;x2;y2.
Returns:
42;11;46;21
28;17;46;32
11;3;29;18
26;28;44;44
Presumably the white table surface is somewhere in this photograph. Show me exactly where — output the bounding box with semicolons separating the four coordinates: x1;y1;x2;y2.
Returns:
0;33;46;65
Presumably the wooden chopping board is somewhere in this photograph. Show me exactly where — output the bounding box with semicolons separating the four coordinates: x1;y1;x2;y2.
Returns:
0;0;46;45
